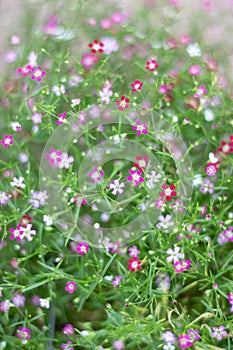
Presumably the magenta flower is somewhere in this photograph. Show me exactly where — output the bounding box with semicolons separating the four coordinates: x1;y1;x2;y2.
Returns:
206;163;218;176
73;195;87;206
45;148;63;167
1;135;13;148
127;167;144;186
31;66;46;81
65;281;77;294
132;120;148;136
9;225;24;241
178;334;193;348
194;84;207;97
76;242;89;255
174;260;191;273
56;112;67;125
15;327;31;344
62;324;75;335
61;341;74;350
17;64;32;77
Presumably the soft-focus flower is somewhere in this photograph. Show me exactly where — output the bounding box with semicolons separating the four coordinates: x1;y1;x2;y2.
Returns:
211;326;227;341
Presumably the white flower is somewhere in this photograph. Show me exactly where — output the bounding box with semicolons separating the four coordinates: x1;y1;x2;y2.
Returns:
166;246;184;263
204;108;215;121
146;170;162;189
71;98;81;107
10;121;21;131
80;330;89;337
163;343;175;350
10;176;26;189
209;152;219;163
43;215;53;226
193;174;203;187
109;179;125;195
104;275;113;281
28;51;37;66
40;298;50;309
0;341;7;349
186;43;201;57
52;84;66;96
18;152;28;163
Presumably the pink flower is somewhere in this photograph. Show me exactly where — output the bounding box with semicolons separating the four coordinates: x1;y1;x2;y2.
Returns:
56;112;67;125
112;276;122;288
76;242;89;255
116;96;130;111
194;85;207;97
88;39;104;53
131;80;143;92
158;85;168;94
12;294;25;307
0;300;10;312
188;65;201;76
0;191;11;205
132;120;148;136
128;246;140;257
100;18;112;29
65;281;77;294
160;184;176;201
178;334;193;348
146;59;159;72
17;65;32;77
110;12;125;24
1;135;13;148
174;260;191;273
88;167;104;183
181;34;191;45
9;225;24;241
31;66;46;82
31;112;42;124
81;53;99;70
62;324;75;335
15;327;31;344
61;341;74;350
45;148;63;167
73;195;87;206
11;35;21;44
127;167;144;186
211;326;227;341
128;257;142;272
